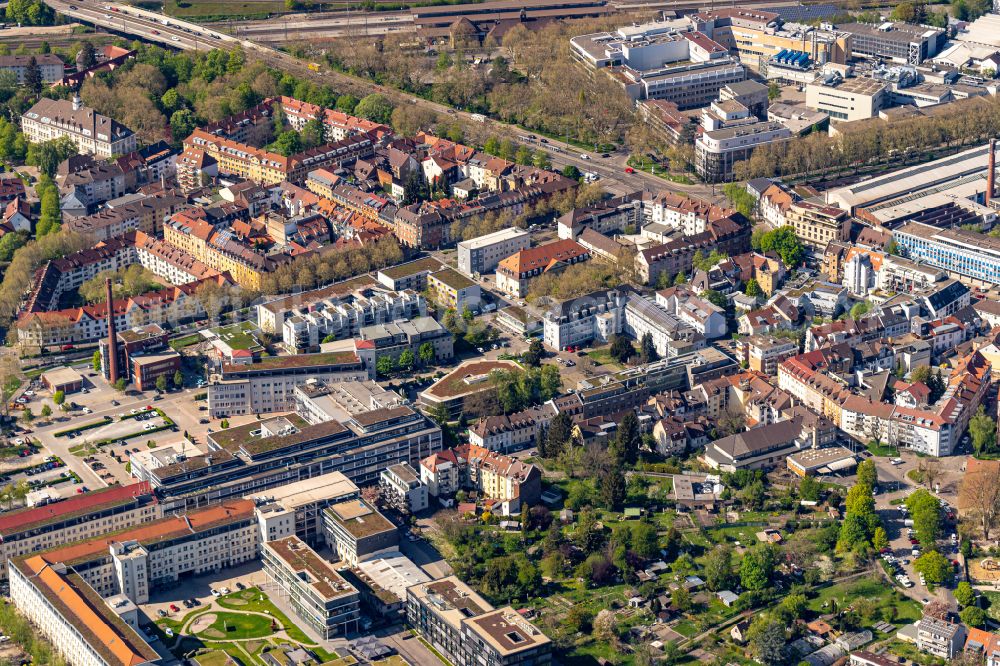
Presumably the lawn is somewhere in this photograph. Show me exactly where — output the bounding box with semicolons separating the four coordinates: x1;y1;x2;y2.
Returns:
210;322;264;354
196;612;274;640
583;346;623;369
194;650;231;666
672;619;698;637
169;333;203;351
216;588;315;645
866;442;900;457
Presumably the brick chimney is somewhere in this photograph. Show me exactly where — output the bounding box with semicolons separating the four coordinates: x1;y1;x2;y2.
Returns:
988;139;996;208
106;277;119;385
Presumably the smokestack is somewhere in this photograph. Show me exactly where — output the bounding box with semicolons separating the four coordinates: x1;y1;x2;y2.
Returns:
988;139;996;208
106;277;119;385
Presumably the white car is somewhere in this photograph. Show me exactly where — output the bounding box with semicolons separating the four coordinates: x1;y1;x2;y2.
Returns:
211;589;220;596
165;628;174;638
82;408;92;414
221;587;231;594
579;154;590;160
171;35;180;42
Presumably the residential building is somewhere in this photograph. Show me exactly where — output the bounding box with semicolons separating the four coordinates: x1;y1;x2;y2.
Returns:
785;200;851;252
208;352;370;418
916;616;966;659
468;411;543;455
379;463;428;514
702;414;830;471
0;482;159;580
427;268;482;313
0;54;64;83
636;215;751;285
963;627;1000;666
376;256;444;291
419;443;541;514
655;286;727;338
805;77;887;122
262;536;361;638
21;96;136;158
457;228;531;276
183;128;373;186
252;471;360;547
542;288;628;351
744;335;799;375
278;286;426;355
352;317;454;368
496;239;590;298
323;499;398;565
407;577;551;666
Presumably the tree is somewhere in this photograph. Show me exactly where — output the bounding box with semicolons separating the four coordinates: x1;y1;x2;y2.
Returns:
850;301;871;320
962;461;1000;540
354;93;394;124
700;289;727;310
543;411;573;458
398;349;415;373
113;378;128;392
907;489;942;548
890;1;917;21
630;521;659;559
375;355;394;378
609;335;634;363
799;475;821;502
418;342;435;366
21;407;32;424
610;412;640;466
745;278;762;298
27;137;77;178
970;405;997;456
753;226;804;267
857;459;877;489
93;351;102;372
155;375;168;393
600;465;625;509
703;544;734;591
561;165;581;180
873;526;889;552
170;109;198;145
40;404;51;419
78;41;97;69
740;545;774;591
24;56;41;96
522;339;544;367
639;332;658;364
173;370;183;388
914;549;951;587
767;81;781;101
746;616;786;666
961;606;986;628
955;581;976;607
671;585;692;612
52;389;64;407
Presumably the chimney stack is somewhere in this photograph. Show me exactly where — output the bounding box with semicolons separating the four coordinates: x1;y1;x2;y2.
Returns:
71;92;81;112
988;139;996;208
106;277;119;385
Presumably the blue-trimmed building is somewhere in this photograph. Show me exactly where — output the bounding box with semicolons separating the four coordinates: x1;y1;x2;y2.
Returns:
894;221;1000;285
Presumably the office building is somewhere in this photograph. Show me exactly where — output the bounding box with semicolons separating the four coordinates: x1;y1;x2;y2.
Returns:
894;221;1000;286
407;576;551;666
695;121;792;182
252;471;360;547
805;76;887;122
142;406;442;512
262;536;360;638
323;499;398;565
13;500;257;604
10;557;159;666
0;482;159;580
21;96;136;158
457;228;531;276
839;22;945;65
208;352;370;418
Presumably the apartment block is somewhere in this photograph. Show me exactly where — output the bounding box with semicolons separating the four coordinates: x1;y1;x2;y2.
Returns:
262;536;361;638
379;463;428;514
353;316;454;368
496;239;590;298
916;616;966;659
0;54;64;83
22;96;136;158
427;267;482;313
419;443;541;514
695;120;792;182
786;200;851;252
457;227;531;276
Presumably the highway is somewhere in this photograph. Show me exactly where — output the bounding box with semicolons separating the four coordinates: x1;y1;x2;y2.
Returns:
41;0;720;199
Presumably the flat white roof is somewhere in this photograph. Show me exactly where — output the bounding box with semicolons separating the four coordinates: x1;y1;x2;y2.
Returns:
249;470;358;508
457;227;530;250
